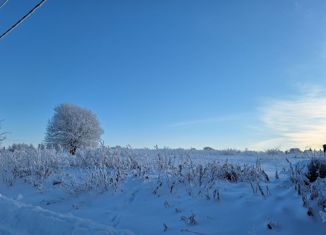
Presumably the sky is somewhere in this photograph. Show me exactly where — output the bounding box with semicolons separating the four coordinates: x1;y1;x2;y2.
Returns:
1;0;326;150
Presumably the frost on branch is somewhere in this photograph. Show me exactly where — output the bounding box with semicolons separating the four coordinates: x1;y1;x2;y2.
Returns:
45;103;103;154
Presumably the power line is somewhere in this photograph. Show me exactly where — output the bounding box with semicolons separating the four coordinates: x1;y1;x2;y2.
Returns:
0;0;47;40
0;0;9;9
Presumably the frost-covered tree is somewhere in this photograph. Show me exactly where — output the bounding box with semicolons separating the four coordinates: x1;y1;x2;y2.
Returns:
45;104;103;154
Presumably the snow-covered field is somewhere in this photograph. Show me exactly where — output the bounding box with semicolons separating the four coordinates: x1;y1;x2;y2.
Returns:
0;147;325;235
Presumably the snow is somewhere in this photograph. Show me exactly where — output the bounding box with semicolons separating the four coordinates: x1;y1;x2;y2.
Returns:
0;147;325;234
0;193;133;235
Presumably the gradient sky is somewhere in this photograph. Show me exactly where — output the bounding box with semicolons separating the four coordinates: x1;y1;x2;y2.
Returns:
1;0;326;150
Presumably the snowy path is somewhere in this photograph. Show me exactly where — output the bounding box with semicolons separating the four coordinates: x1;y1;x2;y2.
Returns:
0;194;134;235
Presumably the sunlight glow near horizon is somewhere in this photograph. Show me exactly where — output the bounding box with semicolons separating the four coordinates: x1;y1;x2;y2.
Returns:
252;87;326;150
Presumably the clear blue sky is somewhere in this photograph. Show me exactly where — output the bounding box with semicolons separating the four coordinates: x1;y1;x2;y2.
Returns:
1;0;326;150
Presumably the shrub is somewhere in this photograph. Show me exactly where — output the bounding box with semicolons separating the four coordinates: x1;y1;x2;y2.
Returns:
203;146;214;151
307;158;326;182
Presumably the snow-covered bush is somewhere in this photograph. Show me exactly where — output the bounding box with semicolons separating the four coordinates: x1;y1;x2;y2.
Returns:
306;158;326;182
203;146;214;151
289;158;326;221
61;166;126;194
149;153;270;199
45;103;103;155
0;148;69;186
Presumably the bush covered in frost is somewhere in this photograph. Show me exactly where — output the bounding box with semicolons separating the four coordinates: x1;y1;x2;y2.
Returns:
0;148;70;186
307;158;326;182
289;158;326;221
